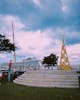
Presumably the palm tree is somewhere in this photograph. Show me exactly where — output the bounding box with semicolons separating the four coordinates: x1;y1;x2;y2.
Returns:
0;34;15;53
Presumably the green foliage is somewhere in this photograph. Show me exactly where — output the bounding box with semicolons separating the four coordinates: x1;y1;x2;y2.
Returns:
0;34;15;53
42;53;58;66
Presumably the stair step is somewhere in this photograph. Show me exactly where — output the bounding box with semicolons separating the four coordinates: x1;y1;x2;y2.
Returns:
13;70;79;88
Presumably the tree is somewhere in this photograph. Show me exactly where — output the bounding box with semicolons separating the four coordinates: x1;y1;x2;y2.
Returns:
42;53;58;68
0;34;15;53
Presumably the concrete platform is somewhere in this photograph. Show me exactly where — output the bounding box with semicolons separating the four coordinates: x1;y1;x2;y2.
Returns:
13;70;79;88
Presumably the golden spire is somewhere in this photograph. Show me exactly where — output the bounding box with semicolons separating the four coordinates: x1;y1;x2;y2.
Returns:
59;33;72;70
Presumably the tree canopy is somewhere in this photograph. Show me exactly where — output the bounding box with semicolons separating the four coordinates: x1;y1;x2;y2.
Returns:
0;34;15;53
42;53;58;67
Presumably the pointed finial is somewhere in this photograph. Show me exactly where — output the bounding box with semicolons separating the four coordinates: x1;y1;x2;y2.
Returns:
62;33;64;40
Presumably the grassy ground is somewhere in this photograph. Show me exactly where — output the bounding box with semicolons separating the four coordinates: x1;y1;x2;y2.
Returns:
0;82;80;100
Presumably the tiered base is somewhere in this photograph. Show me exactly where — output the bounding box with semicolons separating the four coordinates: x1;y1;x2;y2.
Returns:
13;70;79;88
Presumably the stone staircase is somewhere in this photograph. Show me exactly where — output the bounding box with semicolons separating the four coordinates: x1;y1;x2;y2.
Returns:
13;70;79;88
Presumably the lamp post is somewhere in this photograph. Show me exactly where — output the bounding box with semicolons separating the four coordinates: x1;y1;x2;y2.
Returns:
12;22;16;68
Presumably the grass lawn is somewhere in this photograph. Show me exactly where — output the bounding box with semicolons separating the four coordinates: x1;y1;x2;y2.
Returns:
0;82;80;100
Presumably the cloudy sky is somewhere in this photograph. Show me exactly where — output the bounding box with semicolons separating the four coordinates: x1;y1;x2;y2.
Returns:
0;0;80;65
